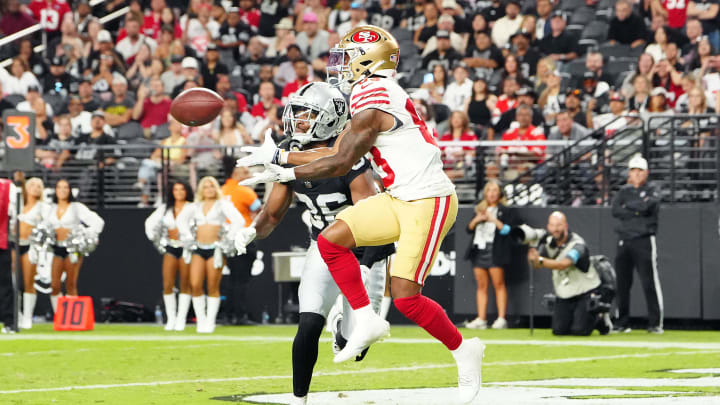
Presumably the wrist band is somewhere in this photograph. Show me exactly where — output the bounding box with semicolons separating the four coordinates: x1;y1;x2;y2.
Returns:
279;150;289;165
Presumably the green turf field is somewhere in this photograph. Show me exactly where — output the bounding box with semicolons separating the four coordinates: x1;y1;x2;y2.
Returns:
1;324;719;404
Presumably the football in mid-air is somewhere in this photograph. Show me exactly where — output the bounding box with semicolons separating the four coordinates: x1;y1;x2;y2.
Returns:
170;88;224;126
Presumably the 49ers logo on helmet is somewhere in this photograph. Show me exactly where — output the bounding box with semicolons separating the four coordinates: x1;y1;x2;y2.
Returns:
350;30;380;43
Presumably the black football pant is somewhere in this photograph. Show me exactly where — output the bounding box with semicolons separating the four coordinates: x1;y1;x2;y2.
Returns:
615;236;664;329
552;290;596;336
225;243;256;320
0;248;14;327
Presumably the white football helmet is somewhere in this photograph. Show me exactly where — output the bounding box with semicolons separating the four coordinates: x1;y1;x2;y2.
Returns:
282;82;349;145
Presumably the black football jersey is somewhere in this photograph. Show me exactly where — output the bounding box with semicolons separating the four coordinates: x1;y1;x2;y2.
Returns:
283;138;371;240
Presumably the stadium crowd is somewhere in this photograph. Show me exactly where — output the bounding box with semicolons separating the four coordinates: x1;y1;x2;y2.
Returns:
0;0;719;205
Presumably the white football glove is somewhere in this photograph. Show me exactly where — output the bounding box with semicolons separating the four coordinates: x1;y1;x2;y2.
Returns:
239;163;296;186
236;129;282;167
234;226;257;255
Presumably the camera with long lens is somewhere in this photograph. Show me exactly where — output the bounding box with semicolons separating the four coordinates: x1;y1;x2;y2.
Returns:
509;224;547;247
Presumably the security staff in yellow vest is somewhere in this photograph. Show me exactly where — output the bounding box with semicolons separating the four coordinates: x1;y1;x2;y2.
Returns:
528;211;602;336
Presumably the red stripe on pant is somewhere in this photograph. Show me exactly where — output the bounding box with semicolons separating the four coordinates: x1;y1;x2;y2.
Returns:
414;198;440;283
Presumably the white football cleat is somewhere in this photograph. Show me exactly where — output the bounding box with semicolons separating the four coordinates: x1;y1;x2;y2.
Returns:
333;307;389;363
453;337;485;404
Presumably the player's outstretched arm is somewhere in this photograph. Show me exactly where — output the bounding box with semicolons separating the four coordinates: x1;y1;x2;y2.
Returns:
293;109;387;181
252;182;293;239
285;125;351;166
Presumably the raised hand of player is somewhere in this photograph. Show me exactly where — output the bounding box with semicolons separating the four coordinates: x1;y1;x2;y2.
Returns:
234;226;257;255
236;129;280;167
239;163;296;187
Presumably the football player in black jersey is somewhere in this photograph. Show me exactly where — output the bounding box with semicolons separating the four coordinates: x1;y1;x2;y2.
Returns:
234;82;390;405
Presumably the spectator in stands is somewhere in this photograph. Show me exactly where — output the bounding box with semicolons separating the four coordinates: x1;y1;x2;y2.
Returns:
538;11;578;64
275;44;304;88
494;76;520;117
608;0;647;47
421;64;449;104
161;56;185;95
0;83;14;113
135;117;188;207
628;74;651;112
645;26;671;63
585;52;615;87
688;0;719;50
464;179;512;330
154;25;178;66
469;12;488;36
184;3;219;58
368;0;404;30
250;103;283;141
665;42;684;71
216;76;248;115
443;64;473;112
126;43;154;91
689;36;715;75
17;86;53;117
201;44;229;93
29;0;71;42
142;0;167;39
187;123;220;190
0;58;41;96
465;78;493;129
41;115;75;170
651;58;683;107
641;87;675;128
589;92;630;133
218;8;251;62
494;87;544;137
491;0;523;49
70;110;118;167
422;30;463;71
414;2;439;50
499;104;546;164
43;56;76;99
519;15;538;44
683;19;705;57
535;0;552;40
422;14;466;57
464;31;503;81
413;97;438;136
266;17;295;58
282;59;311;104
215;108;253;155
581;72;611;113
403;0;427;32
257;0;290;39
68;96;92;135
337;2;369;38
533;57;556;95
443;0;471;33
32;98;52;144
237;37;271;94
0;0;36;37
16;38;46;80
548;110;591;156
329;0;352;32
171;57;201;97
103;74;140;140
440;111;477;179
296;11;330;62
651;0;688;29
539;69;562;124
78;79;100;112
251;81;283;120
622;53;656;96
237;0;260;29
117;14;157;65
132;77;172;138
512;31;540;77
49;14;83;63
489;53;525;90
564;88;588;127
87;30;127;77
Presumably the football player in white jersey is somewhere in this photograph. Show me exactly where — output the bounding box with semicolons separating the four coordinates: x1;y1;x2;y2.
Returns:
237;25;485;404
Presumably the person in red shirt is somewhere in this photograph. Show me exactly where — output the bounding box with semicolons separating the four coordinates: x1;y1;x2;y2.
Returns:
652;0;688;29
439;111;478;179
142;0;167;39
495;76;520;114
282;59;311;104
251;81;283;118
498;104;546;164
28;0;71;40
132;77;172;133
238;0;260;29
0;0;37;37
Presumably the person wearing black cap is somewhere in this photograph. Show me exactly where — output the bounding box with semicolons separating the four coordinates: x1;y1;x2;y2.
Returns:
493;86;545;135
538;10;578;62
464;31;504;80
42;57;77;98
511;31;541;77
491;0;524;48
421;30;463;70
201;43;229;92
563;88;589;127
218;7;253;63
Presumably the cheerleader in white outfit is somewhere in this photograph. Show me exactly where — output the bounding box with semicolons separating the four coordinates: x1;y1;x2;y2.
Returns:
178;176;245;333
144;180;195;331
44;179;104;311
16;177;50;329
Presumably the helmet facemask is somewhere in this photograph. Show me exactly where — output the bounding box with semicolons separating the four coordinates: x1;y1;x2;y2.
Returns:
283;102;331;145
327;46;363;94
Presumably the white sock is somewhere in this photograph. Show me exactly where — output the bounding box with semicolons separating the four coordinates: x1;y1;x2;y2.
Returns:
206;296;221;328
379;296;392;320
162;293;177;324
50;294;60;312
176;293;191;326
22;293;36;325
191;295;207;330
451;338;467;360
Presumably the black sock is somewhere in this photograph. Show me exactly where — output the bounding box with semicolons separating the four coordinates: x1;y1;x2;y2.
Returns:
292;312;325;398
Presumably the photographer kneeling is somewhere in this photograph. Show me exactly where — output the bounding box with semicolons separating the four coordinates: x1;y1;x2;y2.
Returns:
524;212;604;336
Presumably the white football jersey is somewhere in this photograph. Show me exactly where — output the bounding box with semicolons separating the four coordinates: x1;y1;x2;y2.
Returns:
349;77;455;201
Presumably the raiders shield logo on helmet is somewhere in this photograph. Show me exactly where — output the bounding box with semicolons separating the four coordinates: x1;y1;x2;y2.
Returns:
333;98;346;117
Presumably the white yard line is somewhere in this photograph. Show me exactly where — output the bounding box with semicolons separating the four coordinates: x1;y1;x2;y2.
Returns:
4;334;720;350
1;350;718;395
